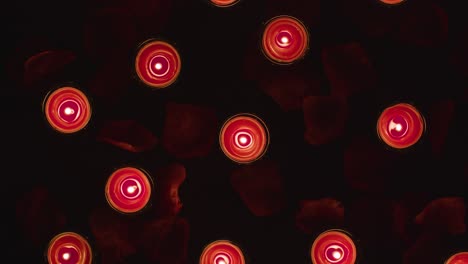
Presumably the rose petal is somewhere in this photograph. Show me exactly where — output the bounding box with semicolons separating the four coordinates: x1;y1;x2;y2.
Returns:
415;197;466;236
97;120;158;153
403;233;449;264
428;99;455;157
393;3;448;47
15;187;66;246
23;50;77;86
344;136;396;192
295;198;344;234
137;217;189;264
82;8;138;63
303;96;348;145
89;206;138;264
260;70;321;111
161;102;218;159
230;160;286;216
153;163;186;217
322;42;377;97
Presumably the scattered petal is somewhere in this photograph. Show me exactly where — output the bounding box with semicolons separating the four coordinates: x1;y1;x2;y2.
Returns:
415;197;466;236
322;42;376;97
153;163;187;217
162;102;218;159
230;160;286;216
295;198;344;234
97;120;158;153
23;50;77;87
303;96;348;145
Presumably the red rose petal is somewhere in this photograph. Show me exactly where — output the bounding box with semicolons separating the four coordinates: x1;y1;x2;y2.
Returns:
230;160;286;216
415;197;466;236
259;70;321;111
89;207;138;264
97;120;158;153
428;100;455;157
403;233;448;264
303;96;348;145
295;198;344;234
162;102;218;159
137;217;189;264
15;187;66;246
322;42;377;97
153;163;186;217
24;50;76;87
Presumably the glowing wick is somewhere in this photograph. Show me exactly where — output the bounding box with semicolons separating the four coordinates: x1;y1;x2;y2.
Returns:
217;260;226;264
127;185;137;194
64;107;75;115
281;36;289;44
239;136;248;145
395;123;402;131
155;62;163;70
332;250;342;260
62;252;70;260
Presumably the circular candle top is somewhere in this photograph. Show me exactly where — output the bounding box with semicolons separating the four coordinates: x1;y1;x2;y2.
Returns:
105;167;152;214
219;113;269;164
47;232;92;264
311;230;357;264
200;240;245;264
135;40;181;89
262;15;309;64
445;252;468;264
44;87;92;134
211;0;239;7
377;103;425;149
379;0;405;5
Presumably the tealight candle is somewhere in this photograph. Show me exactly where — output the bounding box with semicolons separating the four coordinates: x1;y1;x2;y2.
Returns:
43;87;92;134
135;40;181;89
200;240;245;264
445;252;468;264
219;113;269;164
105;167;152;214
47;232;92;264
262;15;309;64
311;230;357;264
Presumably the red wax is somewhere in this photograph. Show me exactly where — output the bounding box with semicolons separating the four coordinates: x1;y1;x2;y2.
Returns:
311;230;357;264
377;103;425;149
44;87;92;134
135;40;181;88
262;15;309;64
105;167;152;214
211;0;239;7
219;113;269;164
445;252;468;264
47;232;92;264
200;240;245;264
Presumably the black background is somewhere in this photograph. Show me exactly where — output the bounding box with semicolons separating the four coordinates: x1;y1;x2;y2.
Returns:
6;0;468;263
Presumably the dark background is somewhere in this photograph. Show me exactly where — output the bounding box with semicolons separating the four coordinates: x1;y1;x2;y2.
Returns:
6;0;468;263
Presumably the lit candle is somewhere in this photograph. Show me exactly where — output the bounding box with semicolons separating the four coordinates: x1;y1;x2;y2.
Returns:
43;87;92;134
445;252;468;264
47;232;92;264
135;40;181;89
210;0;239;7
377;103;425;149
200;240;245;264
105;167;152;214
219;113;269;164
311;230;357;264
262;15;309;64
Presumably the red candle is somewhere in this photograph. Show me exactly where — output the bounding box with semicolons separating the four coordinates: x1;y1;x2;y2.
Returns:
377;103;425;149
311;230;357;264
379;0;405;5
445;252;468;264
135;40;181;89
43;87;92;134
47;232;92;264
219;113;269;164
262;15;309;64
200;240;245;264
210;0;239;7
105;167;152;214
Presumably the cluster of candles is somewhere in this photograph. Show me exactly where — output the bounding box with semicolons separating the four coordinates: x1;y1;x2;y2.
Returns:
41;0;449;263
